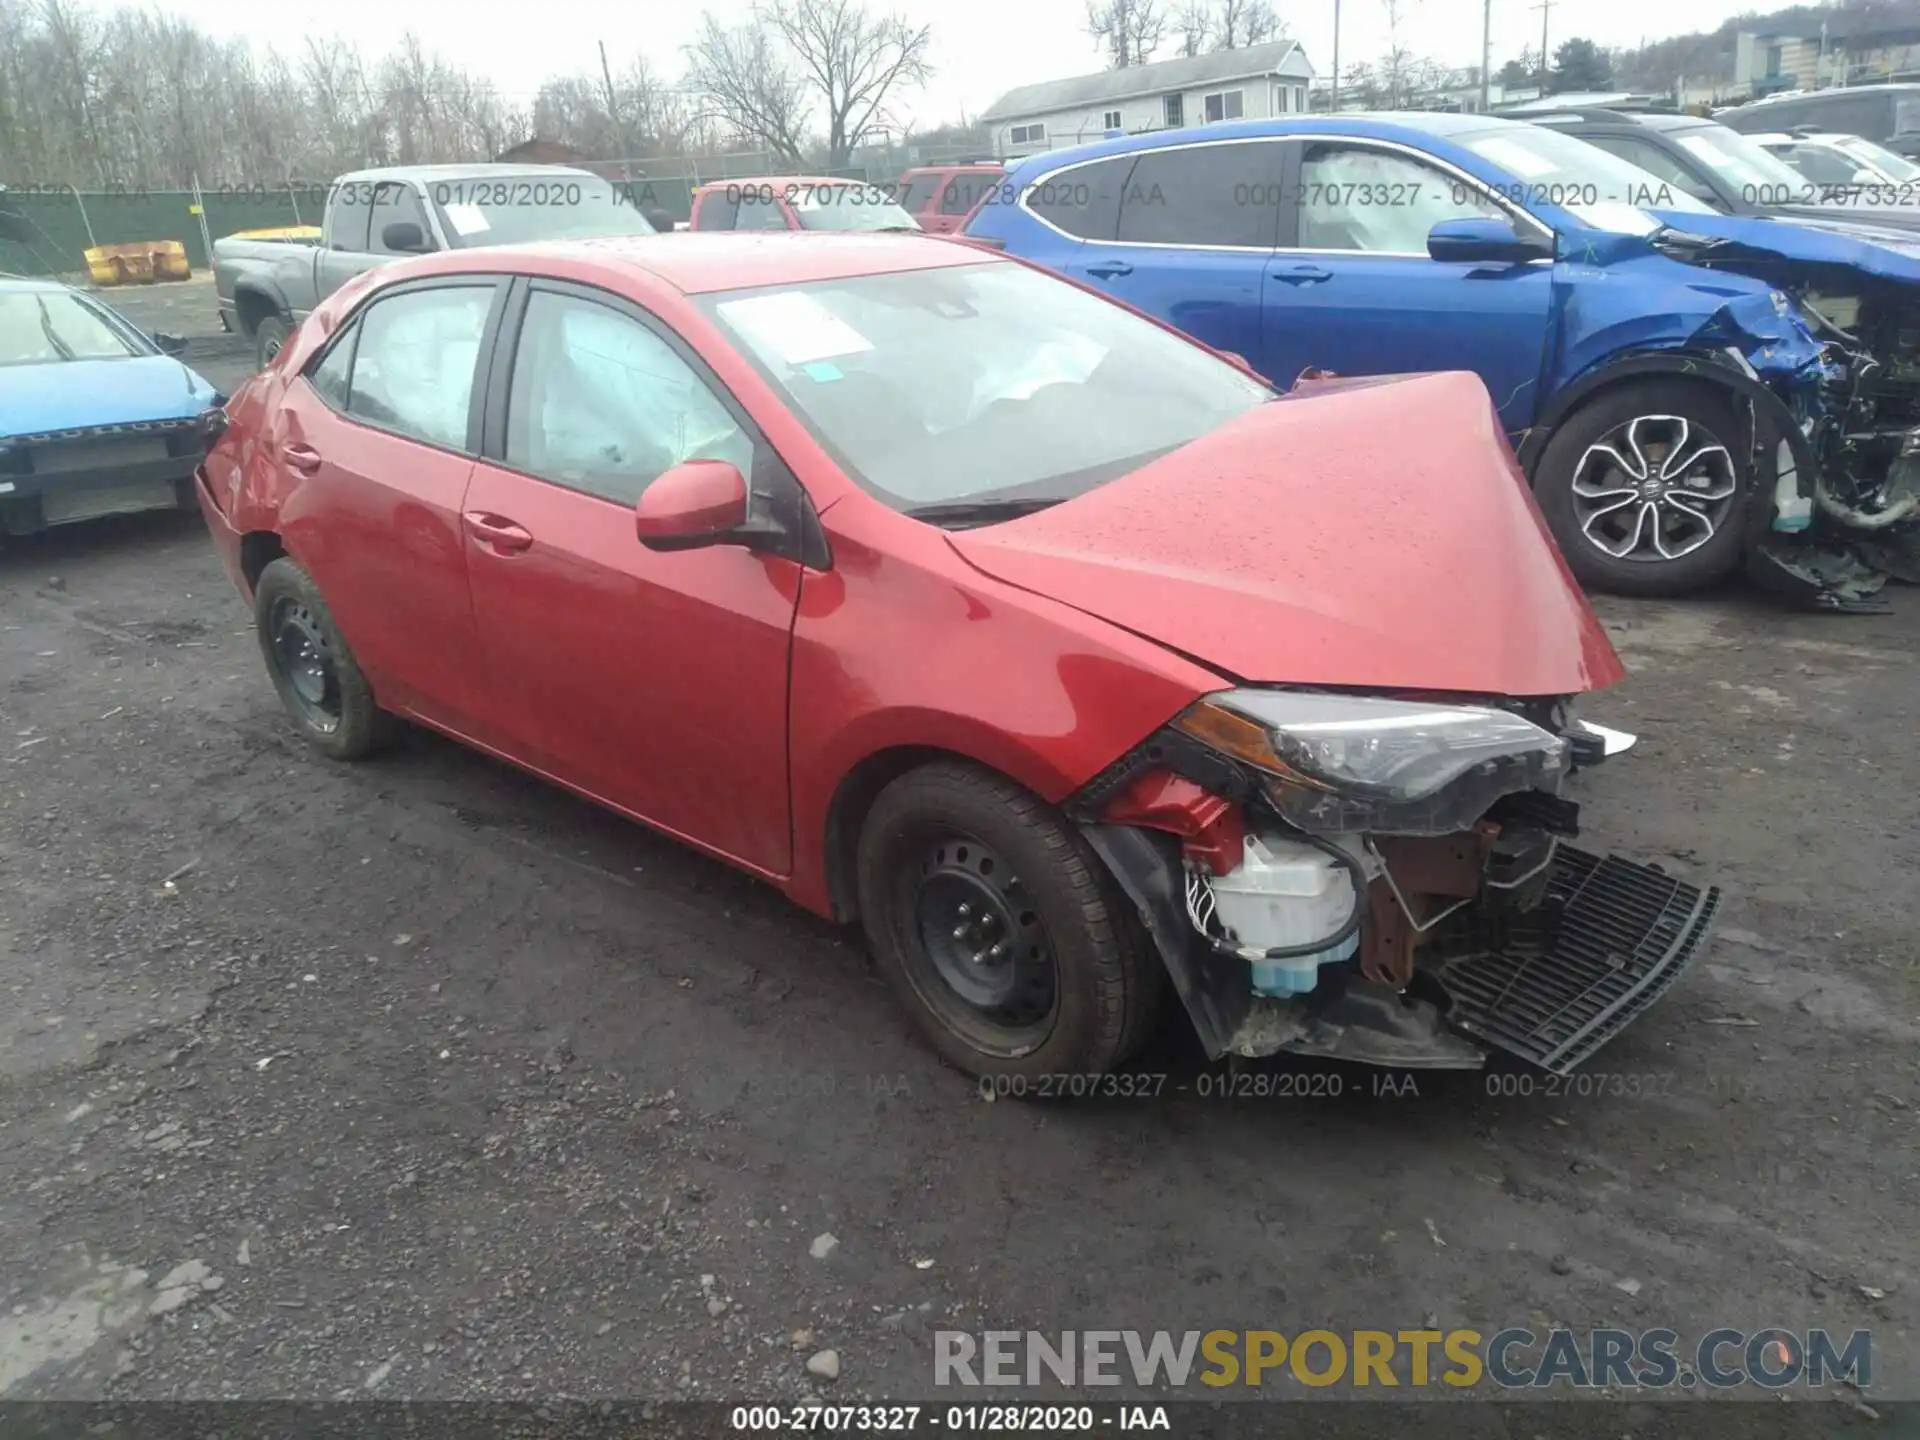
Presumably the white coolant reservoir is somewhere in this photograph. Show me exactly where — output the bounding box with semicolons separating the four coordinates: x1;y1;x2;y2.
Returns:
1206;833;1360;997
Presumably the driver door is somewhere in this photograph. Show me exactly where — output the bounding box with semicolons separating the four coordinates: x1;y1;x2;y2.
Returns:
1264;140;1555;430
461;279;807;875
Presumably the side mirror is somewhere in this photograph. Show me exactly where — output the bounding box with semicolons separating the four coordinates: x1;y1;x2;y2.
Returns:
1852;168;1880;185
1427;216;1552;264
381;221;431;253
153;331;189;356
636;460;750;551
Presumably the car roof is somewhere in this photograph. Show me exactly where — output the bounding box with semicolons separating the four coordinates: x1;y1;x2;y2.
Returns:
901;162;1003;173
384;232;996;296
0;275;75;295
1520;108;1702;131
693;175;866;193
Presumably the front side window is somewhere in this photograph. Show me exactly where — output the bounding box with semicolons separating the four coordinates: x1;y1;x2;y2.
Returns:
1117;141;1279;247
1672;125;1819;202
1578;135;1723;206
0;288;145;366
368;182;434;256
705;260;1270;516
344;285;493;450
1777;141;1876;186
1298;144;1503;253
1830;133;1920;180
505;290;753;506
1456;123;1718;232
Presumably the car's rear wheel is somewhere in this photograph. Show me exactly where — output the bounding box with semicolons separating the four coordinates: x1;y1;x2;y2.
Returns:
1534;382;1749;596
253;557;394;761
254;313;291;370
855;760;1164;1083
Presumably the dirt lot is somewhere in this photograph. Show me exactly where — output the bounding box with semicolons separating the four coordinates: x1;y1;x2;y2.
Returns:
0;282;1914;1408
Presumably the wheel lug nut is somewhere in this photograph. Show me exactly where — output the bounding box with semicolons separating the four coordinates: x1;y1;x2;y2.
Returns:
952;926;967;940
957;903;971;917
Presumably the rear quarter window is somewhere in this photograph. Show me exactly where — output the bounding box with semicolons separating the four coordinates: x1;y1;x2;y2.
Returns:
1019;155;1134;241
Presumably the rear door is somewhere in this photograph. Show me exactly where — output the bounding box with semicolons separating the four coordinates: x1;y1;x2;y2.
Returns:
461;279;806;874
1265;138;1555;428
1062;138;1283;376
274;277;506;738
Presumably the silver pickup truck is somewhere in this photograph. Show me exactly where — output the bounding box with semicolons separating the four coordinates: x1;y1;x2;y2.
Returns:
213;163;659;368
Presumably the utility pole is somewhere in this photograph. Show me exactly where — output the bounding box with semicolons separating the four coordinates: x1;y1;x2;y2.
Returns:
1533;0;1553;95
1331;0;1341;111
1481;0;1492;111
598;40;634;185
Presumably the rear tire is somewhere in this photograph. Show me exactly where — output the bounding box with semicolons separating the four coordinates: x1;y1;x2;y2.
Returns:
855;760;1164;1084
253;313;291;371
1534;382;1749;597
253;557;395;761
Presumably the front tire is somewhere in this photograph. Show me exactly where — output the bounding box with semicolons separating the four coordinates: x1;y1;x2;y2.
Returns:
1534;382;1749;597
855;761;1164;1083
253;557;394;761
253;313;291;371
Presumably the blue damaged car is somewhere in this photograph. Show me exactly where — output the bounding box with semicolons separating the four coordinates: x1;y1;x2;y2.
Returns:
963;113;1920;608
0;277;225;536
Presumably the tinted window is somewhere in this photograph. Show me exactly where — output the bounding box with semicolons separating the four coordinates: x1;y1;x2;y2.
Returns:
345;285;492;450
1020;155;1133;240
735;192;790;231
505;290;754;506
1298;144;1502;252
939;176;987;215
1116;141;1278;247
899;175;943;213
694;190;738;230
309;321;357;409
329;188;374;251
368;181;433;256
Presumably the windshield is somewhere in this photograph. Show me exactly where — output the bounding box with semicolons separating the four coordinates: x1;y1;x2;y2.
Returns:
426;174;656;246
704;261;1271;514
791;184;919;232
1671;125;1825;203
1831;133;1920;182
1457;125;1716;234
0;288;145;366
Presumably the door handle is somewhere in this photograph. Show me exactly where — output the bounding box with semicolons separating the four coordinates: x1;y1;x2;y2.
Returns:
281;443;323;474
1084;260;1133;279
462;511;534;554
1271;264;1333;285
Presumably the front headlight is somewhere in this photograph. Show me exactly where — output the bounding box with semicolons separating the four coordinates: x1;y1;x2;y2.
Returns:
1174;690;1568;837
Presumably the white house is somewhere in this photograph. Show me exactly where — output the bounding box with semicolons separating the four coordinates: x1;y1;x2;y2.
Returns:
980;41;1316;159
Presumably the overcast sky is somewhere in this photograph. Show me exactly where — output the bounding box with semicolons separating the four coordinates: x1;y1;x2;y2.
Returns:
163;0;1762;131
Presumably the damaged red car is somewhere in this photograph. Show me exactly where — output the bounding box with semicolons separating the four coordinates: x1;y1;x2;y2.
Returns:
194;233;1719;1081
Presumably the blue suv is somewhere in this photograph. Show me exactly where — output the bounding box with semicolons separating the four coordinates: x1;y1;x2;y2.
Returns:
964;113;1920;605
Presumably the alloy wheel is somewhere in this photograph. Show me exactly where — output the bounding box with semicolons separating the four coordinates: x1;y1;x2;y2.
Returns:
1569;414;1739;563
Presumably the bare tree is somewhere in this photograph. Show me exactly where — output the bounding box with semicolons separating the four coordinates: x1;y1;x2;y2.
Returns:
684;12;811;161
1087;0;1166;69
1379;0;1415;105
1215;0;1281;48
764;0;931;166
1175;0;1209;57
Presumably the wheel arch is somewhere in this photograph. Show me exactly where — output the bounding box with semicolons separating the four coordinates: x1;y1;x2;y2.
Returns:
239;530;287;595
232;283;289;338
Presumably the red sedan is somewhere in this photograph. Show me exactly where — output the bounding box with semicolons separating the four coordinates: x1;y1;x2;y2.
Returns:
195;233;1718;1084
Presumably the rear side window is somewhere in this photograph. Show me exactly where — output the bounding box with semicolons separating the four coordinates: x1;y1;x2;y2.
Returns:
1116;141;1280;247
899;174;942;213
1019;155;1134;240
939;175;989;215
328;187;375;251
694;190;738;230
345;285;493;450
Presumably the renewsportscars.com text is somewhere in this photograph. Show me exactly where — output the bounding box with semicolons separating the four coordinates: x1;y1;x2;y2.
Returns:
933;1328;1871;1391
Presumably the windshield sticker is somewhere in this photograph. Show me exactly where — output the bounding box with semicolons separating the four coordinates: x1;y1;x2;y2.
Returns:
803;361;845;383
718;292;874;367
444;203;491;236
1472;137;1557;179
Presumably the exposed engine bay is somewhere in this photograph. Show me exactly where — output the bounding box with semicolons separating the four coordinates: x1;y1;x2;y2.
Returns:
1071;691;1720;1075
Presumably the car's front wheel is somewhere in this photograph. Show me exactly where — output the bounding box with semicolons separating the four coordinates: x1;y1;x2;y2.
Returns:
855;761;1164;1083
1534;382;1750;596
253;557;395;761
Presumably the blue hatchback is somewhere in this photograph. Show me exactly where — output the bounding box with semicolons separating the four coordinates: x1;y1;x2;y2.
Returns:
964;114;1920;604
0;278;225;536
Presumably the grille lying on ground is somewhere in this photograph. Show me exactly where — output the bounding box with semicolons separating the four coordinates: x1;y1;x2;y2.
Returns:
1436;847;1720;1075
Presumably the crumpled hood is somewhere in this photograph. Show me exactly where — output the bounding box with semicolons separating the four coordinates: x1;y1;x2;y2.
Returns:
0;356;217;438
947;371;1625;699
1650;207;1920;285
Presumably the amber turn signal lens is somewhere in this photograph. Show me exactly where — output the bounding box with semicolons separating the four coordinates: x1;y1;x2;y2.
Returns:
1173;700;1284;773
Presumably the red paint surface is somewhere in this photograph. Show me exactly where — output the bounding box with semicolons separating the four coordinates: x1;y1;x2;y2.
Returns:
203;236;1623;921
951;371;1624;698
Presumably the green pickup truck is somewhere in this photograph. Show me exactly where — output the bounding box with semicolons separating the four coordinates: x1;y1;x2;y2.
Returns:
212;163;659;368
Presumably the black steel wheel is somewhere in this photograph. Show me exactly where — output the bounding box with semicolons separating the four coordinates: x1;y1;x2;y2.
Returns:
252;557;395;760
856;760;1164;1081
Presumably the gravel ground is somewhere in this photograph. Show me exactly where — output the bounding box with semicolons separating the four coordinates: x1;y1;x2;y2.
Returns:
0;283;1914;1409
